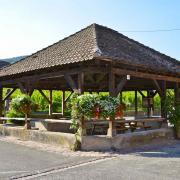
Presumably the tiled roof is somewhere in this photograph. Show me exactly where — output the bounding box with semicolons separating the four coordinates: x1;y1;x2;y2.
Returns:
0;23;179;78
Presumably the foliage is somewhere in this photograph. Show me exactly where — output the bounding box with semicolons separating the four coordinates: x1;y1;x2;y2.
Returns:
6;109;24;118
165;93;180;127
6;109;24;125
70;93;121;122
99;95;120;118
11;94;36;115
3;88;163;118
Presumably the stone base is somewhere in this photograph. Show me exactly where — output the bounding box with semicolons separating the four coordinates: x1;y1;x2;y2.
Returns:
0;125;75;148
81;128;174;151
33;120;74;133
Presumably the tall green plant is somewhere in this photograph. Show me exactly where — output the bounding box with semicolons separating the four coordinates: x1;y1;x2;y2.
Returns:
11;95;36;129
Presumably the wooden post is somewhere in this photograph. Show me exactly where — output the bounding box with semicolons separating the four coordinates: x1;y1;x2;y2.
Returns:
62;90;65;117
135;90;138;118
78;72;84;95
174;83;180;105
49;90;53;116
161;81;166;117
0;87;3;117
147;90;151;117
107;66;116;137
160;81;168;126
120;91;123;104
78;72;86;136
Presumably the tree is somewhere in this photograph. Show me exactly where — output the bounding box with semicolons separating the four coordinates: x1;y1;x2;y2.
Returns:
11;95;35;129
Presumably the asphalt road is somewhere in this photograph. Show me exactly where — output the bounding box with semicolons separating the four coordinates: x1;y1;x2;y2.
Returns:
0;138;180;180
0;140;97;179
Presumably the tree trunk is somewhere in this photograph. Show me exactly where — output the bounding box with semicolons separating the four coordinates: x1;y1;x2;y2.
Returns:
24;113;31;129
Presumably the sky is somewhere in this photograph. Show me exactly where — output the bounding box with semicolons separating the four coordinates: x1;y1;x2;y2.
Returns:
0;0;180;60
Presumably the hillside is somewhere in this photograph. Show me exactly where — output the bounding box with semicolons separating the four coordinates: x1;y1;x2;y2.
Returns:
0;56;27;64
0;60;10;68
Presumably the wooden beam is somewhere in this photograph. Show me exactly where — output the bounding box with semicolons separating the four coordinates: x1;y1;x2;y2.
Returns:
120;91;123;103
152;79;162;97
108;68;116;97
115;76;127;95
64;74;78;93
38;89;51;104
95;73;106;83
62;91;65;116
0;66;109;86
28;89;34;97
18;82;27;94
86;74;95;83
113;68;180;83
138;90;145;98
174;83;180;104
65;91;73;103
108;65;116;137
0;87;3;117
152;90;158;97
160;81;167;120
49;90;53;116
147;90;151;117
78;72;84;95
135;90;138;117
3;88;17;102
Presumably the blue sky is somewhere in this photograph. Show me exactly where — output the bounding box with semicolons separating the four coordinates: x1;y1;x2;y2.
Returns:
0;0;180;60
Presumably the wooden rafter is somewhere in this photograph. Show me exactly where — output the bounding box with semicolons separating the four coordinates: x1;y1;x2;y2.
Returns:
64;74;78;92
18;82;27;94
138;90;145;98
78;72;84;94
95;73;106;83
3;88;17;102
38;89;50;104
152;79;163;97
115;76;127;95
65;91;73;103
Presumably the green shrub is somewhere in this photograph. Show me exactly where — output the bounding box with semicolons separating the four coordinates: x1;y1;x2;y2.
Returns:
6;109;24;125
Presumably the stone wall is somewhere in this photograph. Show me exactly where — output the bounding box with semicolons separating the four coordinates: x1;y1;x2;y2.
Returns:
0;125;75;148
81;128;174;151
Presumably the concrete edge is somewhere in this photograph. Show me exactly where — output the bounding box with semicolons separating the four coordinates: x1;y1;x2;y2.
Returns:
0;125;76;149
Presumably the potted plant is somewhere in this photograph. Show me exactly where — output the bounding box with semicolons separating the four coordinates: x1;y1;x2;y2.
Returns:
11;95;36;129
